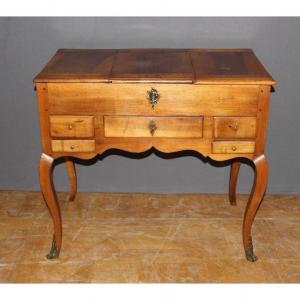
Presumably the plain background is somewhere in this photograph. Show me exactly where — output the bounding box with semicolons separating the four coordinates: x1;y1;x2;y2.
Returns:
0;17;299;194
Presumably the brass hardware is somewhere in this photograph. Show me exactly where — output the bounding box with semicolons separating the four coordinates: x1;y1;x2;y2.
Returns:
70;145;75;150
148;120;157;136
229;124;238;131
68;124;73;130
245;236;258;262
231;146;237;151
46;235;59;259
147;88;160;108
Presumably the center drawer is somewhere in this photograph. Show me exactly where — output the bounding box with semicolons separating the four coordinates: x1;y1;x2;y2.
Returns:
104;116;203;138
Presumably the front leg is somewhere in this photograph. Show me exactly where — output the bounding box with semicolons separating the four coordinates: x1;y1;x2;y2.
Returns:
66;158;77;201
243;154;268;262
39;153;62;259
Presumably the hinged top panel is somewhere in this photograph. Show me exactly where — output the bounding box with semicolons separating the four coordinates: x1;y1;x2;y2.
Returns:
34;48;275;85
191;49;275;84
110;49;194;83
34;49;116;83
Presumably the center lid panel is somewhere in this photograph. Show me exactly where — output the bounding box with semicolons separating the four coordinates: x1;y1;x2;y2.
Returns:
110;49;194;83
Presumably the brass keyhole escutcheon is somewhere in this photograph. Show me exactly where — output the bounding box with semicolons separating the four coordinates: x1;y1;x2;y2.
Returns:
148;120;157;136
147;88;160;109
231;146;237;151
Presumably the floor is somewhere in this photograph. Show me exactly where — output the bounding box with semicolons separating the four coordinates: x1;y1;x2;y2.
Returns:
0;191;299;283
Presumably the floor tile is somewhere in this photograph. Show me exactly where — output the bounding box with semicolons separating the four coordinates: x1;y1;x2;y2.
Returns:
0;191;299;283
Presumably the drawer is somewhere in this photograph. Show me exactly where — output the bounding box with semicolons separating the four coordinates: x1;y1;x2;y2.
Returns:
51;140;95;152
214;117;256;138
104;116;203;138
49;115;94;138
212;141;255;154
48;83;260;116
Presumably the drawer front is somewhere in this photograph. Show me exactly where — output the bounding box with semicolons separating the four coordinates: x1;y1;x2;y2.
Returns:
212;141;255;154
104;116;203;138
214;117;257;139
50;115;94;138
48;83;260;116
51;140;95;152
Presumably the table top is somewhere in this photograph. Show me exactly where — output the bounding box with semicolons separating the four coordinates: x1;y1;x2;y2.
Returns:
34;48;275;85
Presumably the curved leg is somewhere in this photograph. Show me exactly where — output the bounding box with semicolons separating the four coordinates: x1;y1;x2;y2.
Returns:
243;154;268;262
66;158;77;201
229;162;241;205
39;153;62;259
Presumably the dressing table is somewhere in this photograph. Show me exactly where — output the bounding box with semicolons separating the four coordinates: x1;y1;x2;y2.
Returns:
34;48;275;262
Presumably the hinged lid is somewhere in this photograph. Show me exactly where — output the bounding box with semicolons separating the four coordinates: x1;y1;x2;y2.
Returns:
34;49;116;83
191;49;275;85
34;48;275;85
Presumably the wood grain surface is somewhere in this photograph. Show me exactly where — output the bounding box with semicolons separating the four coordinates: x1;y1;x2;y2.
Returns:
49;115;94;138
213;117;257;139
34;48;276;85
104;116;203;138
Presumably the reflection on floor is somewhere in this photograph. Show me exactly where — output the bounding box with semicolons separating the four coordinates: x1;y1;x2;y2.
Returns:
0;191;299;283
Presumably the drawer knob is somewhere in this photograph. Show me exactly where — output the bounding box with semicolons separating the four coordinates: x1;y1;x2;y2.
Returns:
68;124;74;130
70;145;75;150
147;88;160;109
148;120;157;136
231;146;237;151
229;124;238;131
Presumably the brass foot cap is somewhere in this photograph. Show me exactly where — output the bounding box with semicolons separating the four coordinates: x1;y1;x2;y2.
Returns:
246;252;258;262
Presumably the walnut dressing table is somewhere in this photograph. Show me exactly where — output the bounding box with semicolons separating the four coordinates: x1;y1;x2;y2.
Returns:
34;48;275;262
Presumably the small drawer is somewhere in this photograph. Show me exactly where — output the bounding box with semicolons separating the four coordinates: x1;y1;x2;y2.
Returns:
49;115;94;138
51;140;95;152
214;117;256;139
104;116;203;138
212;141;255;154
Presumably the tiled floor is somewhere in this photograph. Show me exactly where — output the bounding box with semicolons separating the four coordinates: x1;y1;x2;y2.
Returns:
0;191;299;283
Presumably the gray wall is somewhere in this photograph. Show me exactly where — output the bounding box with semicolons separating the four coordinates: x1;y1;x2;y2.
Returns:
0;17;299;194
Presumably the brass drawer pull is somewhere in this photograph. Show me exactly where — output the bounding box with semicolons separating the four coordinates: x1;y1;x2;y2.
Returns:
148;120;157;136
70;145;75;150
231;146;237;151
147;88;160;108
68;124;74;130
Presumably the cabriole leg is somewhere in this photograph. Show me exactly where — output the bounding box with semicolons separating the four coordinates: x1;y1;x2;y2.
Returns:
243;154;268;262
66;158;77;201
39;153;62;259
229;162;241;205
